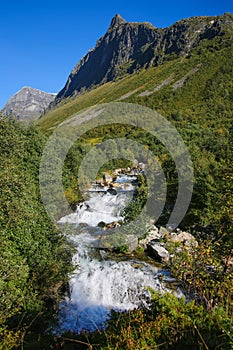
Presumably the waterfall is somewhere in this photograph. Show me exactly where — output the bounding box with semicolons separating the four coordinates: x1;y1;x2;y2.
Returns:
57;174;173;333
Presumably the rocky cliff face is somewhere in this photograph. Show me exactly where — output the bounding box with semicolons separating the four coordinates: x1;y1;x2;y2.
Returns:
56;12;233;101
2;87;56;121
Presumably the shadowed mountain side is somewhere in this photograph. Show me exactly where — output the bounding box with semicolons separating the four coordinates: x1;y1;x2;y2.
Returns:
55;12;233;102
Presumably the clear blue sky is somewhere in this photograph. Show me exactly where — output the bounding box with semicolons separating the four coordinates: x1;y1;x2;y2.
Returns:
0;0;232;108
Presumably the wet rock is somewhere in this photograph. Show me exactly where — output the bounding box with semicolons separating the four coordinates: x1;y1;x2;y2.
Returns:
107;188;117;195
98;221;106;228
99;233;138;252
103;221;121;230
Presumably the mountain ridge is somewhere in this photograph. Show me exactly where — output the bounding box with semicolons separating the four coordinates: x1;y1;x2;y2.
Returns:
55;12;233;102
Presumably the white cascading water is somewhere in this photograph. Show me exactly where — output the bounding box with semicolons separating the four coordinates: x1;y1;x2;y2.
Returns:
58;175;171;333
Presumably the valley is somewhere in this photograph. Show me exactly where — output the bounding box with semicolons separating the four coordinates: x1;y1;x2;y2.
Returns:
0;11;232;350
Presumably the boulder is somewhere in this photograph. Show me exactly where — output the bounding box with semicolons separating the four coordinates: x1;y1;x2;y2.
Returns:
147;241;170;262
111;182;121;188
96;178;105;187
113;168;122;176
97;221;106;228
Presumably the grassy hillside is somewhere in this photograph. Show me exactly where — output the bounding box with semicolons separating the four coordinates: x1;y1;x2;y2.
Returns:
37;32;232;229
37;34;233;132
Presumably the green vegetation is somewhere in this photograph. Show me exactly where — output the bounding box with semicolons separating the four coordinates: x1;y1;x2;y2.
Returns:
0;118;72;349
38;32;233;229
1;22;232;349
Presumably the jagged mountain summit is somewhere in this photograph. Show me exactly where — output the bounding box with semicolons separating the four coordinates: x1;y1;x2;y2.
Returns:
2;86;56;121
109;14;126;29
56;12;233;102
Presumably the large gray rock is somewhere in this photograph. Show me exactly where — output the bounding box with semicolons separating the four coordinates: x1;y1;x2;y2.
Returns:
147;241;170;262
2;86;56;121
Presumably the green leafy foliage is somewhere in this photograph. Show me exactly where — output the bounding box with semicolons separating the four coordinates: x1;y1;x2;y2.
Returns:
0;118;72;348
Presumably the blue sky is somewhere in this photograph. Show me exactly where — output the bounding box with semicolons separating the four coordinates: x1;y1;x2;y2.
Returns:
0;0;232;108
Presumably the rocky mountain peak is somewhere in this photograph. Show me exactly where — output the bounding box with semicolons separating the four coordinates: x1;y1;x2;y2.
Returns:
55;12;233;102
2;86;56;121
109;14;126;30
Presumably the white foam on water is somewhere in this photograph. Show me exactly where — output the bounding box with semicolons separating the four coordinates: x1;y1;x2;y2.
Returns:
59;251;165;333
58;174;175;334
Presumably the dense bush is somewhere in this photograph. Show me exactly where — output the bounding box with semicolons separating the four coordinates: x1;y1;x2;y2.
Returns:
0;118;72;348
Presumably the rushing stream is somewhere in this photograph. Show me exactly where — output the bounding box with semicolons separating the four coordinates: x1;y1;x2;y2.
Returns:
58;174;176;333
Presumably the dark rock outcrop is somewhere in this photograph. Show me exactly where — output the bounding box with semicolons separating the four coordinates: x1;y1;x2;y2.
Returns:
56;12;233;102
2;86;56;121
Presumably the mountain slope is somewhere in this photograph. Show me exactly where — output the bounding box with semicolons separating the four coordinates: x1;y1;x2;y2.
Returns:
37;28;233;132
36;20;233;237
55;12;233;102
2;86;56;121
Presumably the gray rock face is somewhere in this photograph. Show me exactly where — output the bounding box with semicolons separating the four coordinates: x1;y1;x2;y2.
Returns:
109;14;126;30
56;15;159;100
56;12;233;101
2;87;56;121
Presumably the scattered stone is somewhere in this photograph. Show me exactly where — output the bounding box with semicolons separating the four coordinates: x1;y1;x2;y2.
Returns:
113;169;122;176
111;182;121;188
96;178;105;187
168;230;198;248
103;221;121;230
